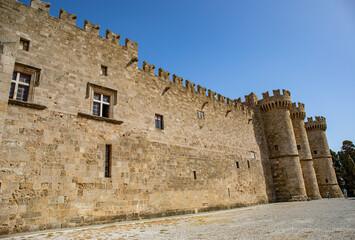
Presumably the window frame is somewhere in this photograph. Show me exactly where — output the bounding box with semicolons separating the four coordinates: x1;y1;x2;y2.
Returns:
155;114;164;130
86;83;117;119
10;72;31;102
9;63;41;103
93;92;110;118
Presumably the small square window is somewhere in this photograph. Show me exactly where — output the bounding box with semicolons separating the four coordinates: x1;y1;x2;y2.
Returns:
251;152;256;159
155;114;163;130
197;111;204;119
19;38;30;51
297;145;301;150
274;145;279;151
93;92;110;118
101;65;108;76
314;150;318;154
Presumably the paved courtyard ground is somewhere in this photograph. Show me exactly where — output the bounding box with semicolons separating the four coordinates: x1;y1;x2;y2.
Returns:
2;198;355;240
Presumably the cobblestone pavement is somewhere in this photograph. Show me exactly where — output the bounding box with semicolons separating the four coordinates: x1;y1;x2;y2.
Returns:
2;198;355;240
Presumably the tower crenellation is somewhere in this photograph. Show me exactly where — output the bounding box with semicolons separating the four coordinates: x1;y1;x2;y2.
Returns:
291;102;306;120
258;89;292;112
305;116;327;131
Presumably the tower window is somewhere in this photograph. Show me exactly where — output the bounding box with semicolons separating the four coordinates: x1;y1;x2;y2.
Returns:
193;170;197;180
197;111;204;119
297;145;301;150
274;145;279;151
105;145;111;178
19;38;30;51
93;93;110;118
325;178;328;183
155;114;163;130
236;161;239;169
247;160;250;169
314;150;318;154
251;152;256;159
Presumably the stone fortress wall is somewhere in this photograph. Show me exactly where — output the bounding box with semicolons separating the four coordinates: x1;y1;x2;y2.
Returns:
0;0;342;235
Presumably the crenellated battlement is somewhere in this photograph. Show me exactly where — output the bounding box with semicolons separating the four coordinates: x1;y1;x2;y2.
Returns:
143;61;155;74
30;0;50;14
217;94;226;103
84;19;100;35
106;30;120;44
158;68;170;81
185;80;196;93
305;116;327;131
291;102;306;120
59;9;77;25
173;74;184;86
258;89;292;112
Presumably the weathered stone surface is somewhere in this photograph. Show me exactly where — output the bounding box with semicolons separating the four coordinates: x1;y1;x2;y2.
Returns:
0;0;342;235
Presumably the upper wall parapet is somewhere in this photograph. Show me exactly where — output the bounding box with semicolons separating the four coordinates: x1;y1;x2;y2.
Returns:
21;0;138;54
258;89;292;112
305;116;327;131
291;102;306;120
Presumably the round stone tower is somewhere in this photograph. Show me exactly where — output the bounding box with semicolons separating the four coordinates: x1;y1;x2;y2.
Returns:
305;117;343;198
258;89;307;202
291;103;322;200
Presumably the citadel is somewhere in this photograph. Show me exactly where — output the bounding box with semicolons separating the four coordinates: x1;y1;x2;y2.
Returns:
0;0;343;235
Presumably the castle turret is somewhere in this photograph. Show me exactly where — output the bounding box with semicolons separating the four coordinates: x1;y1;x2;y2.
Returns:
258;90;307;201
291;103;322;200
305;117;343;198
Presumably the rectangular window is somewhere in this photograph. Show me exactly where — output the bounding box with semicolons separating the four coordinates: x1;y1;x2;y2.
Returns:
101;65;107;76
105;145;111;178
193;170;197;180
274;145;279;151
197;111;204;119
93;92;110;117
10;72;31;101
251;152;256;159
236;161;239;169
297;145;301;150
314;150;318;154
247;160;250;169
19;38;30;51
155;114;163;130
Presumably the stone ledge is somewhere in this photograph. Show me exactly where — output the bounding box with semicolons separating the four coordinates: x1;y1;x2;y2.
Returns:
77;112;123;125
8;99;47;110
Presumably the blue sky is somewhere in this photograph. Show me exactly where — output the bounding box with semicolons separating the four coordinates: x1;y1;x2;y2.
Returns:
19;0;355;151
